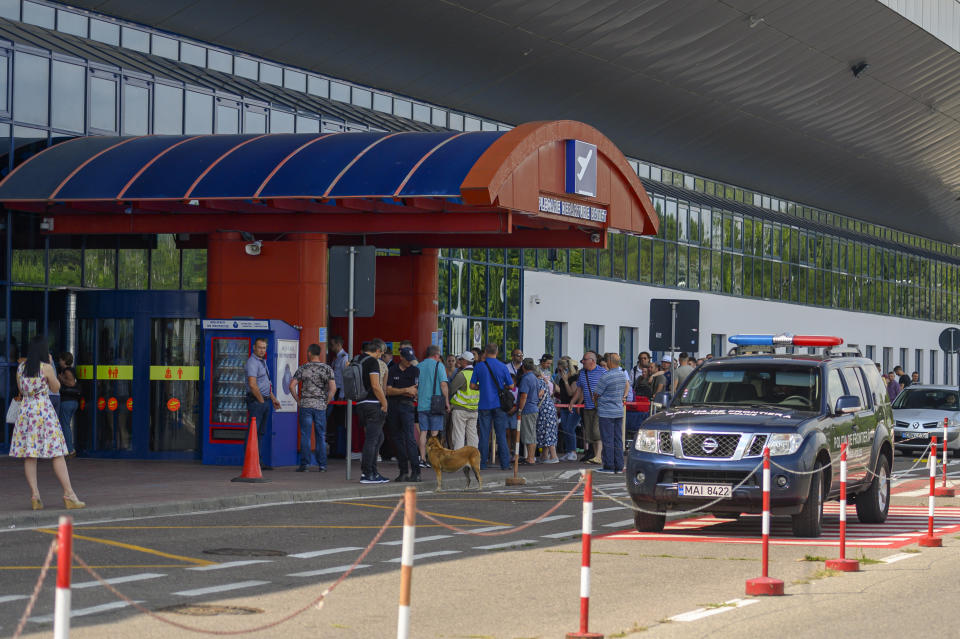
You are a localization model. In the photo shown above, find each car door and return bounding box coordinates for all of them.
[839,367,872,483]
[826,368,856,490]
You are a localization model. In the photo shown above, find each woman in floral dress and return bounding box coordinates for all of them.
[535,368,560,463]
[9,336,84,510]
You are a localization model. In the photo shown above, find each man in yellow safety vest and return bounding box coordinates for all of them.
[448,351,479,449]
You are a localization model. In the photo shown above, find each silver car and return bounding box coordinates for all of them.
[892,385,960,455]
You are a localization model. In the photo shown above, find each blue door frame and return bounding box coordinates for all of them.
[76,290,205,460]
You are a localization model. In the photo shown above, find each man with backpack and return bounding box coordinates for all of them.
[344,340,390,484]
[470,343,515,470]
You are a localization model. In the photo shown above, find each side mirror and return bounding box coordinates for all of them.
[835,395,861,415]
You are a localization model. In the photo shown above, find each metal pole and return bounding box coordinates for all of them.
[669,301,678,395]
[345,247,355,481]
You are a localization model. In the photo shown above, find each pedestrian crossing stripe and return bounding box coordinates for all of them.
[600,504,960,548]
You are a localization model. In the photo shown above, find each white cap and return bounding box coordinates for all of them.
[459,350,475,362]
[661,355,672,363]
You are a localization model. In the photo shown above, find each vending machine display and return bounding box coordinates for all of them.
[211,337,250,427]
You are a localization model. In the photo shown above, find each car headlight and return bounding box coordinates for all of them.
[767,433,803,456]
[635,429,660,453]
[950,418,960,428]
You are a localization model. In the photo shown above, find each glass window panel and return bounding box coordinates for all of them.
[153,84,183,134]
[330,82,350,102]
[489,266,504,318]
[118,249,147,289]
[234,57,258,80]
[207,49,232,73]
[269,109,294,133]
[393,99,412,118]
[295,114,319,133]
[0,55,8,113]
[181,249,206,289]
[122,83,149,135]
[449,113,464,130]
[23,1,54,28]
[48,249,81,286]
[626,236,639,281]
[121,26,149,52]
[243,108,266,133]
[151,234,180,289]
[259,63,282,85]
[372,93,391,113]
[351,87,372,109]
[12,249,44,284]
[180,42,206,66]
[469,264,487,317]
[89,76,117,131]
[56,10,87,36]
[183,91,212,134]
[0,0,18,20]
[481,121,497,131]
[215,103,239,134]
[284,69,306,92]
[599,244,611,277]
[307,75,328,97]
[51,61,85,132]
[14,52,49,126]
[464,116,480,131]
[151,35,178,60]
[412,104,430,123]
[90,19,119,45]
[431,108,447,127]
[506,268,520,317]
[584,248,597,275]
[84,248,116,288]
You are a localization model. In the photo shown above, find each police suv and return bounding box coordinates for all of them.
[625,335,894,537]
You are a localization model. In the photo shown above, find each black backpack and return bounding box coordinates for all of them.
[342,355,371,401]
[633,376,653,399]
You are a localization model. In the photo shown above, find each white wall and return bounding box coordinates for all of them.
[523,270,955,383]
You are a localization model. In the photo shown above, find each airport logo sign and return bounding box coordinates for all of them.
[566,139,597,197]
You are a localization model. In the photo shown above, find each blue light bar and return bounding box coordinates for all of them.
[729,334,843,347]
[728,334,774,346]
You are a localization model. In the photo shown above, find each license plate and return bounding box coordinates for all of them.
[899,432,929,440]
[677,483,732,498]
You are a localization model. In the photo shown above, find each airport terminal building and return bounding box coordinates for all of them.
[0,0,957,459]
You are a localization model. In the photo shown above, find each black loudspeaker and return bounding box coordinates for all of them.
[649,299,700,352]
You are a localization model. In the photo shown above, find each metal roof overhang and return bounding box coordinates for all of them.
[0,121,658,249]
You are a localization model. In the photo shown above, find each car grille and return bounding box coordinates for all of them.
[923,421,940,429]
[658,431,673,454]
[746,434,768,457]
[662,469,760,488]
[895,421,910,428]
[680,433,741,459]
[897,420,943,429]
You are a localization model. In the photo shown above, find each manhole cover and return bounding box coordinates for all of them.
[203,548,287,557]
[158,604,263,617]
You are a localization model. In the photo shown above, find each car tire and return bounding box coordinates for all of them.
[791,462,825,537]
[633,510,666,533]
[856,454,890,524]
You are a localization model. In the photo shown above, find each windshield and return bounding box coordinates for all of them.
[892,389,960,411]
[675,364,821,411]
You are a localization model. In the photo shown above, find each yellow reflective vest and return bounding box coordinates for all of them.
[449,367,479,411]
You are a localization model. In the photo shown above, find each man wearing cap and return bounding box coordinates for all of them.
[386,346,421,482]
[650,355,672,396]
[448,351,479,449]
[571,351,604,464]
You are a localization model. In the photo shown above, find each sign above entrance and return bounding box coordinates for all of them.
[150,365,200,381]
[96,365,133,380]
[203,319,269,330]
[565,139,597,197]
[538,196,607,223]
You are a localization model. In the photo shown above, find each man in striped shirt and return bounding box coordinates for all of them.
[593,353,629,474]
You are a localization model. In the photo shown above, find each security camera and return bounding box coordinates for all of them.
[244,240,262,256]
[590,232,601,243]
[531,294,542,305]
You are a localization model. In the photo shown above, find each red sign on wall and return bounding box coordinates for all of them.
[126,397,133,411]
[107,397,118,411]
[167,397,181,412]
[97,397,106,411]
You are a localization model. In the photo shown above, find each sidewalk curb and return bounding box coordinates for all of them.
[0,468,583,531]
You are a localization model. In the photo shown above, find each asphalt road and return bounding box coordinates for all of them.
[1,452,957,638]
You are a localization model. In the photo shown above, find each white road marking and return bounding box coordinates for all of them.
[541,530,583,539]
[474,540,538,550]
[289,547,361,559]
[525,515,573,523]
[172,580,269,597]
[455,526,510,534]
[288,564,370,577]
[0,595,29,604]
[881,553,920,564]
[187,560,272,571]
[385,550,461,563]
[669,598,758,622]
[30,601,141,623]
[557,470,581,479]
[592,506,627,513]
[381,534,452,546]
[896,488,933,497]
[603,519,636,528]
[73,573,166,589]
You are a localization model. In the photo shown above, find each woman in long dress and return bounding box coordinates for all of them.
[9,336,84,510]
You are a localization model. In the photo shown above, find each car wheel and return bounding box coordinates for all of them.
[791,462,825,537]
[856,454,890,524]
[633,510,666,533]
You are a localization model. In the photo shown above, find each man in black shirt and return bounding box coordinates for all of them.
[356,340,389,484]
[386,346,421,482]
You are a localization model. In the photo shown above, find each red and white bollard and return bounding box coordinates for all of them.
[919,437,943,547]
[567,470,602,639]
[54,515,73,639]
[746,448,784,595]
[397,487,416,639]
[934,418,955,497]
[826,443,859,572]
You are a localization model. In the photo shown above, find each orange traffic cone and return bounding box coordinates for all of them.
[232,417,270,483]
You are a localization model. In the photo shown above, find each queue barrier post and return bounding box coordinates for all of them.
[567,469,603,639]
[825,443,859,572]
[919,436,943,547]
[745,448,784,595]
[397,486,416,639]
[934,418,955,497]
[54,515,72,639]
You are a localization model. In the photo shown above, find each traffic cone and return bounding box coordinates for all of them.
[232,417,269,483]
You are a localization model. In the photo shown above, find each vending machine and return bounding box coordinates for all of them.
[201,319,300,466]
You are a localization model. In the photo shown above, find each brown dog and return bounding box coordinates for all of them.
[426,436,482,491]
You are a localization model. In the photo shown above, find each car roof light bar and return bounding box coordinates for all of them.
[729,334,843,347]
